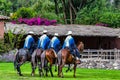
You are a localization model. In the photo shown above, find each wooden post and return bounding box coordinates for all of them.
[114,48,117,60]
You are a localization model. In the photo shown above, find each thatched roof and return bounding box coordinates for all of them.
[5,22,120,37]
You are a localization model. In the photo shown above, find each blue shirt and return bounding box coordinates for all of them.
[62,35,76,49]
[49,36,61,53]
[37,34,50,50]
[23,35,35,49]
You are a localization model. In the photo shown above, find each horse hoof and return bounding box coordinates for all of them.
[19,74,23,76]
[73,75,76,78]
[61,75,64,78]
[66,70,68,72]
[55,69,57,72]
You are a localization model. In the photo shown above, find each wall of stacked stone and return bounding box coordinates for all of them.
[0,50,120,70]
[77,59,120,70]
[0,49,17,62]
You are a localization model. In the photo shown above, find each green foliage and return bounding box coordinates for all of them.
[11,7,37,20]
[75,0,120,27]
[33,0,55,18]
[1,29,25,53]
[0,0,12,15]
[40,12,64,24]
[0,39,11,53]
[99,12,120,28]
[75,7,101,25]
[41,0,55,13]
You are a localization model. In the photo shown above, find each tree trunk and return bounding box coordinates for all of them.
[54,0,59,15]
[69,0,73,24]
[61,0,67,24]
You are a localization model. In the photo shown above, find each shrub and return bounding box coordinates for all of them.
[99,12,120,28]
[40,12,58,20]
[2,29,25,53]
[12,17,57,26]
[75,7,101,25]
[0,39,11,53]
[75,0,120,28]
[10,7,36,20]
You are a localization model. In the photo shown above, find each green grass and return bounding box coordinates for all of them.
[0,63,120,80]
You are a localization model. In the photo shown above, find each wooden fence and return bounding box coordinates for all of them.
[81,49,120,61]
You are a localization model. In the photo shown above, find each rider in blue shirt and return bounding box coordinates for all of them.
[23,31,35,54]
[49,33,61,53]
[62,31,80,58]
[37,30,50,50]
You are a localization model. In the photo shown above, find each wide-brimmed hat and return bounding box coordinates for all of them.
[43,30,47,33]
[28,31,34,34]
[54,33,58,36]
[67,31,72,35]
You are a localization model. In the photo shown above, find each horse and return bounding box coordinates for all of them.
[13,44,36,76]
[31,48,43,76]
[57,41,84,78]
[40,48,57,77]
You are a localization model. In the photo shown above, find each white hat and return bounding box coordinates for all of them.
[67,31,72,35]
[28,31,34,34]
[54,33,58,36]
[43,30,47,33]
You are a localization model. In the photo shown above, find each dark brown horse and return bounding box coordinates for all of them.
[57,41,84,78]
[14,44,37,76]
[31,48,43,76]
[14,49,33,76]
[40,48,57,77]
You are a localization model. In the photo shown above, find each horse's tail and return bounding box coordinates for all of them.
[41,51,46,68]
[57,50,62,66]
[13,50,19,70]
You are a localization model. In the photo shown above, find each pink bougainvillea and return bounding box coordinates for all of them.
[12,17,57,26]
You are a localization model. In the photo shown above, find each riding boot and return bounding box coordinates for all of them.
[73,54,76,61]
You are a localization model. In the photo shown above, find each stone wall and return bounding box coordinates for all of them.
[0,49,16,62]
[78,59,120,70]
[0,49,120,70]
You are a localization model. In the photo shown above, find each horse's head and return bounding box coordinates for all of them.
[77,41,84,53]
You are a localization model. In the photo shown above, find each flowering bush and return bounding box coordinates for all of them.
[95,23,108,27]
[12,17,57,26]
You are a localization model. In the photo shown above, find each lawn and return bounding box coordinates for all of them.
[0,62,120,80]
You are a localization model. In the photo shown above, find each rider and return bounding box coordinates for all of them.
[23,31,35,55]
[48,33,61,57]
[62,31,80,59]
[37,30,50,50]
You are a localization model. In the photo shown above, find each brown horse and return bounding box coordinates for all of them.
[57,41,84,78]
[40,48,57,77]
[31,48,43,76]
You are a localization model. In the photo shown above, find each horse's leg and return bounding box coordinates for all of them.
[59,63,64,78]
[54,58,57,72]
[73,63,77,78]
[31,60,37,76]
[44,60,49,77]
[38,62,43,76]
[15,57,25,76]
[49,61,53,77]
[17,55,27,76]
[59,58,65,78]
[16,63,24,76]
[57,50,61,76]
[31,51,37,76]
[40,51,46,77]
[66,64,70,72]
